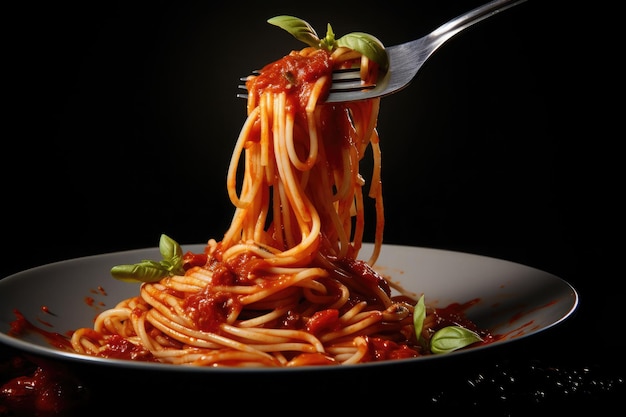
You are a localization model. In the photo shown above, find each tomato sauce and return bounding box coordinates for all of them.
[1,351,89,416]
[247,49,333,115]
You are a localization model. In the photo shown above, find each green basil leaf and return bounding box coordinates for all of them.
[336,32,389,70]
[159,234,183,262]
[161,256,184,274]
[267,16,321,49]
[266,17,388,71]
[413,294,426,342]
[110,234,185,282]
[319,23,337,52]
[110,261,170,283]
[430,325,483,354]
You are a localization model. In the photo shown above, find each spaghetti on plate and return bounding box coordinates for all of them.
[68,17,490,367]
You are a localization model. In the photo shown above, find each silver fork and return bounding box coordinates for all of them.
[238,0,528,103]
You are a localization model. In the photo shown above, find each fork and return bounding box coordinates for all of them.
[238,0,528,103]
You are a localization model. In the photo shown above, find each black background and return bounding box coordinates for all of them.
[2,0,623,413]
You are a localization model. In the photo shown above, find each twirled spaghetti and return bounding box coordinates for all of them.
[68,21,490,367]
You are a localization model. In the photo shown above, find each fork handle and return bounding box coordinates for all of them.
[430,0,528,46]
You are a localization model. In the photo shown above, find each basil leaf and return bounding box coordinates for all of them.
[110,261,170,283]
[267,16,321,49]
[159,234,183,261]
[413,294,426,342]
[319,23,336,52]
[161,256,184,274]
[266,16,389,71]
[430,325,483,354]
[110,234,185,283]
[336,32,389,70]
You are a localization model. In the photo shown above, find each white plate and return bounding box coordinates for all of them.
[0,243,578,373]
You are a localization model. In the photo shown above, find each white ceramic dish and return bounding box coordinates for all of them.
[0,243,578,372]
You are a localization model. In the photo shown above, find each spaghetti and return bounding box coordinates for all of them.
[68,19,490,367]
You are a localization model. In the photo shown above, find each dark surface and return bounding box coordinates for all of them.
[2,0,622,415]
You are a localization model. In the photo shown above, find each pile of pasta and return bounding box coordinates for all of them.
[69,44,452,367]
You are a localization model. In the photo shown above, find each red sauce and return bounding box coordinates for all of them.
[247,49,333,115]
[0,354,89,416]
[431,299,482,332]
[305,309,341,336]
[182,250,208,270]
[98,334,157,362]
[36,318,53,328]
[2,312,89,415]
[335,257,392,300]
[183,290,240,334]
[368,337,420,361]
[317,102,358,167]
[9,310,73,351]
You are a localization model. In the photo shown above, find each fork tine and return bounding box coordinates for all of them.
[237,71,259,100]
[330,82,376,92]
[330,68,360,81]
[240,70,260,82]
[237,85,248,100]
[329,68,376,91]
[241,68,359,82]
[237,67,374,100]
[330,81,376,92]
